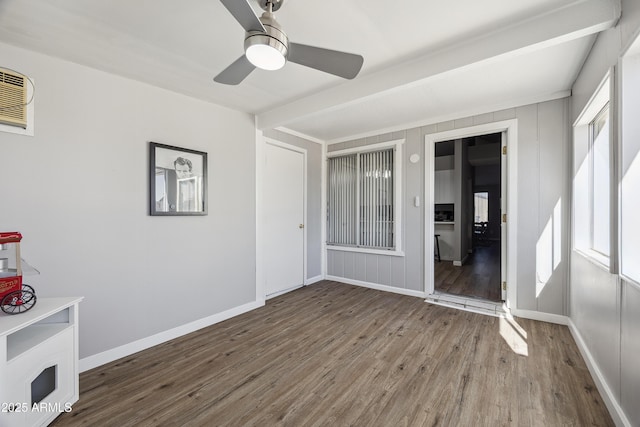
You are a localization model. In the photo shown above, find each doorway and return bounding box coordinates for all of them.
[263,140,306,298]
[432,135,502,301]
[425,121,516,308]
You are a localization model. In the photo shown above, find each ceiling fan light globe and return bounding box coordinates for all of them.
[246,44,286,70]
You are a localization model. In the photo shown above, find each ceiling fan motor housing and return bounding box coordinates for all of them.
[214,0,363,83]
[244,12,289,61]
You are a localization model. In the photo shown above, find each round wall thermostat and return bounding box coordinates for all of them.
[409,154,420,163]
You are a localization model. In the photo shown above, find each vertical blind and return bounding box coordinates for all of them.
[327,148,394,249]
[327,154,357,245]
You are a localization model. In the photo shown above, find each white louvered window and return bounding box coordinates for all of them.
[327,146,397,250]
[327,154,358,246]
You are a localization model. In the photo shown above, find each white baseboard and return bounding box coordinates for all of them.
[453,253,469,267]
[325,275,426,298]
[568,319,631,427]
[507,310,630,425]
[266,276,325,300]
[510,308,569,325]
[266,284,304,299]
[305,274,324,285]
[79,299,264,373]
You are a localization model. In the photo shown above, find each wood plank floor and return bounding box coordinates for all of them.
[435,242,502,302]
[51,281,613,426]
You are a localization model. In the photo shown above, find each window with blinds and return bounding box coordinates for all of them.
[327,148,395,249]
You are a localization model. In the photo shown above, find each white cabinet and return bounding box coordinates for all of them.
[435,169,455,204]
[0,297,82,427]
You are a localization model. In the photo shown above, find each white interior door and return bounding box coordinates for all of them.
[501,131,508,301]
[264,142,305,297]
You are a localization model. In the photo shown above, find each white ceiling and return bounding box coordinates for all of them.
[0,0,620,142]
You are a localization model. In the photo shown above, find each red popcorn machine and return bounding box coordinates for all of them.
[0,232,37,314]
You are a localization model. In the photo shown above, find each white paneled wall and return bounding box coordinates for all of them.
[568,1,640,424]
[327,99,571,313]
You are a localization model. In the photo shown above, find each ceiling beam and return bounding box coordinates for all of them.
[257,0,621,131]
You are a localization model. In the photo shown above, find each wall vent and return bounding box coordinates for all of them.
[0,69,27,129]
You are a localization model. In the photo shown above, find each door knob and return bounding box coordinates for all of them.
[299,224,304,229]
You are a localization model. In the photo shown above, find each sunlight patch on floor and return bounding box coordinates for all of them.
[499,316,528,356]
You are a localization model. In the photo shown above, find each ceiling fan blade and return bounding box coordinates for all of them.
[220,0,266,33]
[214,55,256,85]
[288,42,364,79]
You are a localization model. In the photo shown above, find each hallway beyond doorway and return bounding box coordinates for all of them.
[434,242,501,302]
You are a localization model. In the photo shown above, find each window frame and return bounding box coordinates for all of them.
[588,102,611,258]
[473,191,489,223]
[619,33,640,285]
[326,139,404,256]
[572,70,618,272]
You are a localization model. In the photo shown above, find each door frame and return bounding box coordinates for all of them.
[258,137,308,300]
[424,120,518,309]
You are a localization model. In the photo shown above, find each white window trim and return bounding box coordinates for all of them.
[326,139,404,256]
[572,69,618,273]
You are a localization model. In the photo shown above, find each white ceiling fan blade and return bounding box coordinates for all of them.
[214,55,256,85]
[288,42,364,79]
[220,0,266,33]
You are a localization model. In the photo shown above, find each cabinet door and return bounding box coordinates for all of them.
[435,169,457,204]
[5,327,75,427]
[443,171,451,203]
[436,170,455,203]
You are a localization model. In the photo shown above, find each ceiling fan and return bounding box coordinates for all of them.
[214,0,364,85]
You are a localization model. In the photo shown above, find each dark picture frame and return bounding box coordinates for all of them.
[149,142,207,216]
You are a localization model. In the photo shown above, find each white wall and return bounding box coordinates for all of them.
[0,42,258,362]
[569,0,640,424]
[618,36,640,426]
